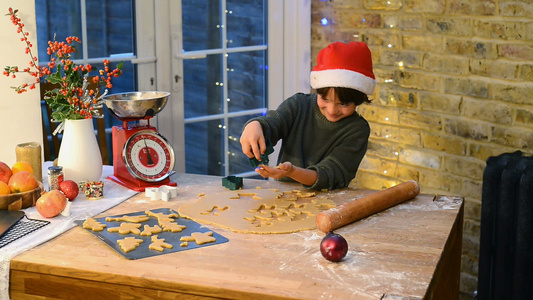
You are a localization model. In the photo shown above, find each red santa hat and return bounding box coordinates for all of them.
[310,41,376,95]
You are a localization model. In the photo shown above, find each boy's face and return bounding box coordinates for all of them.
[317,88,356,122]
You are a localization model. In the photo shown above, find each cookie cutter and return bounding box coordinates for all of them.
[145,185,178,202]
[222,175,243,191]
[249,138,274,168]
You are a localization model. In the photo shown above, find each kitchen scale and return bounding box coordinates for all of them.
[103,91,177,192]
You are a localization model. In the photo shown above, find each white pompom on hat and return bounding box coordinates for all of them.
[310,41,376,95]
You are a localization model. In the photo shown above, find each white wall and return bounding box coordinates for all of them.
[0,1,43,166]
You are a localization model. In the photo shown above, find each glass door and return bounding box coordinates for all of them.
[173,0,268,177]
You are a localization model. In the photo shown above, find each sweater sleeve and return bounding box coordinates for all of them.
[243,93,302,145]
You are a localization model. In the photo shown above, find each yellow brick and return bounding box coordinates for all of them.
[395,70,440,91]
[399,110,443,129]
[443,156,485,180]
[399,147,441,169]
[444,118,490,141]
[421,132,466,155]
[419,91,461,114]
[462,97,512,124]
[492,126,533,149]
[444,77,488,98]
[445,38,496,59]
[427,17,471,36]
[422,53,470,75]
[489,82,533,105]
[470,59,520,80]
[378,88,418,108]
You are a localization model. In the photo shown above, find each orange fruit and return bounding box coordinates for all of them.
[0,181,10,195]
[12,161,33,174]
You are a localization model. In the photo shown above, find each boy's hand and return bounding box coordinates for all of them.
[240,121,266,161]
[255,162,293,180]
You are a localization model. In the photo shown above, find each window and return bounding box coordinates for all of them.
[35,0,137,164]
[178,0,268,177]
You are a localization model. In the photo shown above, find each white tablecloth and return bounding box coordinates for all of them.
[0,162,138,300]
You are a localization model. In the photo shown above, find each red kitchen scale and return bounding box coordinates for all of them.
[103,91,177,192]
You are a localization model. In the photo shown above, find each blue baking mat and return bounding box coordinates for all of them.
[75,208,228,260]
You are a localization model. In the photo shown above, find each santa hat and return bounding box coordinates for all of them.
[310,41,376,95]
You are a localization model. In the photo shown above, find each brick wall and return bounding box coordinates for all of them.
[311,0,533,297]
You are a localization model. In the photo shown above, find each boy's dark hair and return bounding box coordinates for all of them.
[316,87,372,106]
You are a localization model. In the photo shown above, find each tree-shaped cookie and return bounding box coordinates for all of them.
[117,237,143,252]
[82,218,107,231]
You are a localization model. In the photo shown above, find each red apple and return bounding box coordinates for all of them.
[320,231,348,262]
[59,180,79,201]
[8,171,38,193]
[36,190,67,218]
[0,161,12,184]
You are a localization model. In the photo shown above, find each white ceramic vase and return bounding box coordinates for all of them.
[57,119,103,183]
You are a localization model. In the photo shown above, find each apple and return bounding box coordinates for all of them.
[59,180,79,201]
[36,190,67,218]
[8,171,39,193]
[320,231,348,262]
[0,161,12,184]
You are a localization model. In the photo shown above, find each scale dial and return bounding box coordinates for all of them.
[122,130,175,182]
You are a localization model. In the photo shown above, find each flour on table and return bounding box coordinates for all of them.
[178,188,336,234]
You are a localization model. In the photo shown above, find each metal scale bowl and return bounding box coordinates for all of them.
[103,91,177,192]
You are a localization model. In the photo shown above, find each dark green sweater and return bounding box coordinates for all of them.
[247,93,370,190]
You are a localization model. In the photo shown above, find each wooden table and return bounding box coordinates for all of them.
[9,174,463,300]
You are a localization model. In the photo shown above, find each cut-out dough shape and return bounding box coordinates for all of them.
[106,215,149,223]
[107,223,142,235]
[149,235,173,251]
[117,237,143,252]
[82,218,107,231]
[146,210,179,222]
[180,231,216,245]
[178,188,336,234]
[140,224,163,236]
[159,220,187,232]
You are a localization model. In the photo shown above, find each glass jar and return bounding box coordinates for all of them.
[48,166,64,191]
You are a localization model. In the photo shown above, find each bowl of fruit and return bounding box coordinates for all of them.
[0,161,43,211]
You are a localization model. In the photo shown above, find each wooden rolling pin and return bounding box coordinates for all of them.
[316,180,420,233]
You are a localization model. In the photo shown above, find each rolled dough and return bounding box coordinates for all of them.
[178,188,336,234]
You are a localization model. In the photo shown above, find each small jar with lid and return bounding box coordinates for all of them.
[48,166,64,191]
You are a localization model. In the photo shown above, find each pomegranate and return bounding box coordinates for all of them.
[59,180,79,201]
[36,190,67,218]
[320,231,348,262]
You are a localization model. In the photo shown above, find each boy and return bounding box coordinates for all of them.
[240,41,376,190]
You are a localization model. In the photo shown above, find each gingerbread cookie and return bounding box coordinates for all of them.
[159,220,187,233]
[146,210,179,222]
[106,215,149,223]
[180,231,216,245]
[140,224,163,236]
[117,237,143,252]
[108,222,142,235]
[148,235,173,252]
[82,218,107,231]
